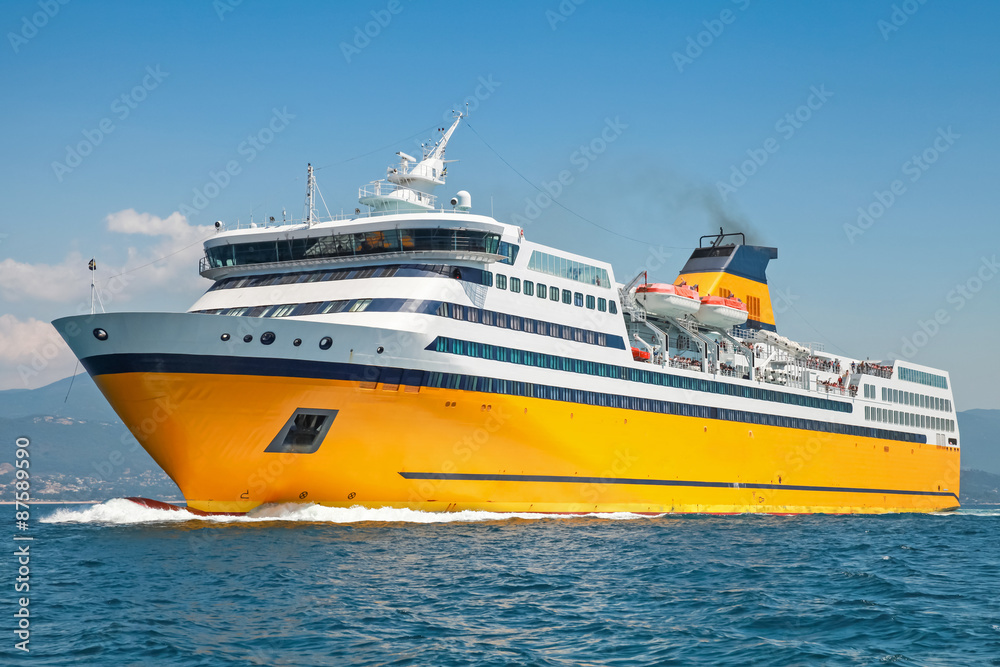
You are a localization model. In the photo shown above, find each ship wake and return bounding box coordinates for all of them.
[40,498,658,525]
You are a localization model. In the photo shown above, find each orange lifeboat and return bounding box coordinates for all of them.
[631,347,651,362]
[695,295,749,328]
[634,283,701,318]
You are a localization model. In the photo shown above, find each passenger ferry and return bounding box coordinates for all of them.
[53,115,961,514]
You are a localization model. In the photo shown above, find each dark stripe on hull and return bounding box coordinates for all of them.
[398,472,960,502]
[79,353,926,444]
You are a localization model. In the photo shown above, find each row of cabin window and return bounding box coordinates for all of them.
[865,405,955,432]
[434,303,622,349]
[492,274,618,314]
[420,369,921,443]
[431,336,852,413]
[880,386,951,412]
[208,263,486,292]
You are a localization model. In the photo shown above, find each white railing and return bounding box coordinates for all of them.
[359,180,437,208]
[214,204,472,232]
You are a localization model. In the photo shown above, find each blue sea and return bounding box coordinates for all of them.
[6,502,1000,665]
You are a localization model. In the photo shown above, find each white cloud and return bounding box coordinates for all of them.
[106,208,196,241]
[0,315,76,391]
[102,209,215,300]
[0,209,214,306]
[0,252,91,303]
[0,209,217,388]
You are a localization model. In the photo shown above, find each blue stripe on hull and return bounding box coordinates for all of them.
[398,472,960,502]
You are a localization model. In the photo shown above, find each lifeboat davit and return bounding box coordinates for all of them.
[695,295,748,328]
[634,283,701,318]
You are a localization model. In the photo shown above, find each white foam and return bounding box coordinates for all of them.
[942,508,1000,517]
[40,498,656,526]
[41,498,204,525]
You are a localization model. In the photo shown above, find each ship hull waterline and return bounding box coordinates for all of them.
[87,367,960,515]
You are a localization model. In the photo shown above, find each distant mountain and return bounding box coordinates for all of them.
[960,470,1000,506]
[957,409,1000,475]
[0,373,118,422]
[1,374,180,501]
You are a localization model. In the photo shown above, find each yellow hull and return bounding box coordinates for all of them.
[95,370,961,515]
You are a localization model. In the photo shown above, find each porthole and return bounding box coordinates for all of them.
[243,334,253,343]
[376,346,384,354]
[93,328,108,341]
[220,333,231,341]
[260,332,275,345]
[319,337,333,350]
[293,338,302,347]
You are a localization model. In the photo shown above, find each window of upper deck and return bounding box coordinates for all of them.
[523,280,534,296]
[496,274,507,290]
[204,228,518,269]
[527,250,610,288]
[510,277,521,293]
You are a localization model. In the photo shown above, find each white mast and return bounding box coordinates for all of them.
[358,113,464,213]
[305,163,317,226]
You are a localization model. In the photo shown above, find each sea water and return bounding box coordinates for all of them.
[4,501,998,665]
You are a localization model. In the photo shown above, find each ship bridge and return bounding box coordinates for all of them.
[198,112,527,281]
[200,215,521,281]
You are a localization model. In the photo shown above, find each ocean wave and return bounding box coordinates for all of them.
[39,498,659,526]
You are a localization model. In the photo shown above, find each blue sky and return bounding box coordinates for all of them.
[1,0,998,409]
